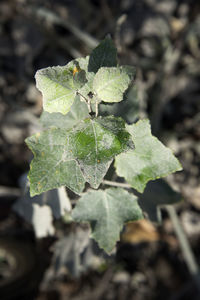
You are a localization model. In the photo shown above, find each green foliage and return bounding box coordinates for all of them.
[40,96,89,129]
[93,66,135,103]
[88,37,117,73]
[26,128,85,196]
[26,37,182,253]
[115,119,182,193]
[26,116,133,196]
[72,188,143,253]
[35,65,87,114]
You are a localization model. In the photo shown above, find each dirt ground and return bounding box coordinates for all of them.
[0,1,200,299]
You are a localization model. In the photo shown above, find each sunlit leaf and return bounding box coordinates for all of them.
[26,116,133,196]
[93,66,135,103]
[35,65,87,114]
[115,119,182,193]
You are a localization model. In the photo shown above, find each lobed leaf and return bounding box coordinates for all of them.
[115,119,182,193]
[93,66,136,103]
[35,65,87,115]
[26,116,134,196]
[72,188,143,253]
[26,129,86,196]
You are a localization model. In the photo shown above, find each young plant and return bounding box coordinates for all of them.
[26,38,182,253]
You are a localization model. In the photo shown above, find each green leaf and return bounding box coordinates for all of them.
[35,65,87,115]
[70,116,134,165]
[69,116,134,188]
[26,128,86,196]
[115,119,182,193]
[72,188,143,253]
[88,37,117,73]
[40,97,89,129]
[26,116,133,196]
[93,66,136,103]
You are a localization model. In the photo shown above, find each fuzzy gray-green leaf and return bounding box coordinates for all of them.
[26,116,133,196]
[72,188,143,253]
[93,66,135,103]
[115,119,182,193]
[26,129,86,196]
[35,65,87,115]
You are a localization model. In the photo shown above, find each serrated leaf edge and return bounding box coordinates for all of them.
[115,119,183,193]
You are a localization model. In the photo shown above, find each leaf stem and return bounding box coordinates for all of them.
[95,100,99,117]
[77,92,92,113]
[102,180,132,189]
[87,99,92,113]
[165,205,199,276]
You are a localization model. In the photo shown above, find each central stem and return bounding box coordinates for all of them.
[95,100,99,117]
[102,180,132,189]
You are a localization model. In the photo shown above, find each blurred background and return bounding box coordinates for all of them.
[0,0,200,299]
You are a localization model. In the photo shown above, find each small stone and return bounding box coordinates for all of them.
[2,125,24,144]
[113,271,130,283]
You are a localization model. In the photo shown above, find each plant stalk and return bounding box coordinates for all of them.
[102,180,132,189]
[166,205,200,287]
